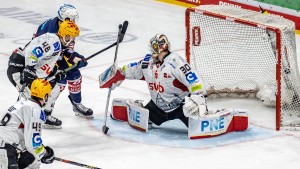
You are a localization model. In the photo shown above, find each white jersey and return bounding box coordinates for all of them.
[122,52,206,112]
[22,33,62,78]
[0,99,46,161]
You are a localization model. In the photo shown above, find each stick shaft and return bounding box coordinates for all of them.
[54,157,101,169]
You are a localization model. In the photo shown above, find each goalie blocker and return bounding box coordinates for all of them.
[112,98,248,139]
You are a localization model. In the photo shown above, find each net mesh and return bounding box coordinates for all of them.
[186,5,300,129]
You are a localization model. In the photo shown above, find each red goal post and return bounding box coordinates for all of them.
[185,5,300,130]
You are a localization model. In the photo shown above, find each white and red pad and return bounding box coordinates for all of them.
[99,65,125,89]
[188,109,248,139]
[112,98,149,132]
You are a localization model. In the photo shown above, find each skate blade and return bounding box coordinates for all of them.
[43,124,62,129]
[75,112,94,119]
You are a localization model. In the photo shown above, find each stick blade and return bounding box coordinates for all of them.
[119,21,129,43]
[102,125,109,134]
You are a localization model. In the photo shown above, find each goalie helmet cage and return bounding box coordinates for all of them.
[185,5,300,130]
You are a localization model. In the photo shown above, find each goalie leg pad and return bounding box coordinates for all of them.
[112,98,129,121]
[188,109,248,139]
[126,99,149,132]
[112,98,149,131]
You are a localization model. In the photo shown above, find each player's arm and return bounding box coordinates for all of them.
[99,55,148,89]
[21,105,45,162]
[62,49,88,69]
[171,54,207,119]
[21,105,54,165]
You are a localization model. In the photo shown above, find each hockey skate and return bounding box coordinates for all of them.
[43,110,62,129]
[68,95,94,118]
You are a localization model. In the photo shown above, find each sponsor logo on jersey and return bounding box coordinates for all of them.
[168,62,176,69]
[154,70,158,79]
[40,110,46,122]
[130,62,138,67]
[191,84,202,92]
[40,64,52,75]
[32,47,44,58]
[149,82,164,93]
[53,41,61,52]
[32,133,42,147]
[185,72,198,84]
[163,73,171,78]
[201,117,225,132]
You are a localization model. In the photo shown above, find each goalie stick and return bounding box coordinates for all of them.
[102,20,129,134]
[54,157,101,169]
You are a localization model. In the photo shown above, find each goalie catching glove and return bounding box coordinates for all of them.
[99,64,125,89]
[183,94,207,119]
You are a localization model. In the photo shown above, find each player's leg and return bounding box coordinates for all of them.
[168,104,189,127]
[66,69,93,117]
[144,100,168,126]
[7,51,30,99]
[0,144,18,169]
[43,80,64,129]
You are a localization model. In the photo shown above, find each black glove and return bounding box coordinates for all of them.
[21,66,37,85]
[41,146,55,164]
[18,151,35,169]
[55,72,67,81]
[76,60,88,69]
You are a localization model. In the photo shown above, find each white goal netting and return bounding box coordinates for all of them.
[186,5,300,130]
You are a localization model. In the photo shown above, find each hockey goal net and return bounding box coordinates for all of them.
[185,5,300,130]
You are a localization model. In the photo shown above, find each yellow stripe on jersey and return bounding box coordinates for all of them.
[63,55,73,67]
[191,84,202,92]
[35,145,45,155]
[29,55,38,61]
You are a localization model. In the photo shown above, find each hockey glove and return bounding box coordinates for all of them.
[76,59,88,69]
[41,146,54,164]
[20,66,37,85]
[182,94,207,119]
[99,66,125,89]
[18,151,35,169]
[55,71,67,81]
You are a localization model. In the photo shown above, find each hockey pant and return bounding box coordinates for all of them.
[7,67,30,100]
[144,100,189,127]
[0,143,18,169]
[44,69,83,112]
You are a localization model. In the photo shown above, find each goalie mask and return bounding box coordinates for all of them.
[149,34,170,58]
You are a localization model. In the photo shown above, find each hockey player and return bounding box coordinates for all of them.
[6,20,80,128]
[0,79,55,169]
[100,34,207,127]
[34,4,93,128]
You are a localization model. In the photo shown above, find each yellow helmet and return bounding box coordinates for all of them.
[58,21,80,37]
[30,79,52,99]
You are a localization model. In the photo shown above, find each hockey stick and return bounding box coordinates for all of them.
[54,157,101,169]
[102,20,129,134]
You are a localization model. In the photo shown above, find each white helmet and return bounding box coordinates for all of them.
[149,34,170,58]
[57,4,79,23]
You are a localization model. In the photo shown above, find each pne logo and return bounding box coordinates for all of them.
[129,108,140,123]
[201,117,225,132]
[149,82,164,93]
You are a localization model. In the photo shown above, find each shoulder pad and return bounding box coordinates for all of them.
[142,54,151,69]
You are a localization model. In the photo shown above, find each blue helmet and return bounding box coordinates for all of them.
[57,4,79,23]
